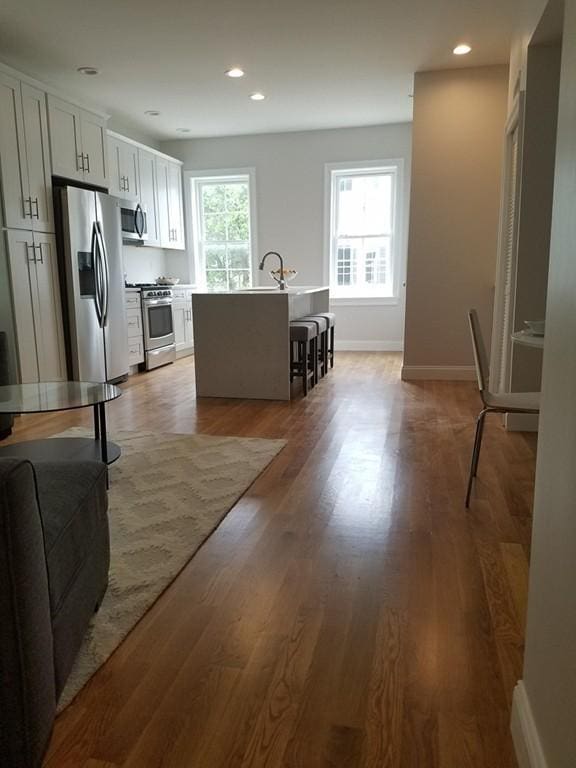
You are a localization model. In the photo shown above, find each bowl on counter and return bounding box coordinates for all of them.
[269,268,298,285]
[156,277,180,286]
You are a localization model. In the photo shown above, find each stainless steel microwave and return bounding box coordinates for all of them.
[117,198,148,243]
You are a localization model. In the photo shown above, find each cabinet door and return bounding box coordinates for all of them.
[172,301,187,352]
[6,230,39,382]
[107,136,124,197]
[184,296,194,347]
[167,161,185,250]
[47,95,83,181]
[138,149,160,245]
[0,73,30,230]
[156,158,171,248]
[81,110,108,188]
[21,83,53,233]
[33,234,67,381]
[119,140,138,200]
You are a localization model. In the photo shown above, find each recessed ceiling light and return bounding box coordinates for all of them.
[453,44,472,55]
[144,110,161,116]
[77,66,99,76]
[176,128,191,133]
[250,92,265,101]
[226,68,245,78]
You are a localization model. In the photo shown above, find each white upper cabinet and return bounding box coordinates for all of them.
[80,110,108,187]
[0,73,53,233]
[108,135,139,201]
[155,157,171,247]
[20,84,53,232]
[167,160,185,250]
[47,95,108,187]
[156,156,185,250]
[105,132,185,250]
[138,148,160,246]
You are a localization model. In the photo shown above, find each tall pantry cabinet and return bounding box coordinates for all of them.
[0,71,66,383]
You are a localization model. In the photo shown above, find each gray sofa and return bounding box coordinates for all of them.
[0,457,110,768]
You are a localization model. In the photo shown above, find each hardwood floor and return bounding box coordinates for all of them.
[7,353,536,767]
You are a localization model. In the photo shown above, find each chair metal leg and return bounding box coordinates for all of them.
[465,408,488,508]
[302,341,308,396]
[472,410,486,478]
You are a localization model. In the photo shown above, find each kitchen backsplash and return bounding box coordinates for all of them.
[122,245,167,284]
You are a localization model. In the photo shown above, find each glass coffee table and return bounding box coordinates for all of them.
[0,381,122,465]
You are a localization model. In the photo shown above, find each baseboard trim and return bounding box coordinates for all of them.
[335,340,403,352]
[511,682,548,768]
[401,365,476,381]
[505,413,539,432]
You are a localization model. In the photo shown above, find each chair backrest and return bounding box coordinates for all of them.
[468,309,490,393]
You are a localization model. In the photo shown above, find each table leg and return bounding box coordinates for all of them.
[93,404,100,440]
[99,402,108,464]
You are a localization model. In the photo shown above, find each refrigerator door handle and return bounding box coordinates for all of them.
[91,222,104,327]
[96,221,110,327]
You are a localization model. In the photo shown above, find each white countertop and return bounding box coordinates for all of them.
[194,285,329,296]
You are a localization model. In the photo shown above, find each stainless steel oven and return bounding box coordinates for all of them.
[141,288,175,370]
[117,198,148,243]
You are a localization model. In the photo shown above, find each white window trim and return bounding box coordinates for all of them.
[184,167,258,290]
[323,159,404,306]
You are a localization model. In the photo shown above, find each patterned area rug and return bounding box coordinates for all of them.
[56,429,285,711]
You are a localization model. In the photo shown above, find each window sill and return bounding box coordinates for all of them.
[329,295,400,307]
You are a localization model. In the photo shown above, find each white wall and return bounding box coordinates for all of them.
[511,3,576,767]
[122,245,166,284]
[162,123,412,350]
[402,65,509,380]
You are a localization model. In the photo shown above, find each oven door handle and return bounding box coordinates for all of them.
[143,298,173,306]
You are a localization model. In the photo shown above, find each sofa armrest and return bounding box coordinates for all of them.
[0,458,56,768]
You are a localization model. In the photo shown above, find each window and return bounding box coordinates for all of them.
[192,174,254,291]
[328,163,401,300]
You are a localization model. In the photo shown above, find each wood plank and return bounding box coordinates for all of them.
[0,352,535,768]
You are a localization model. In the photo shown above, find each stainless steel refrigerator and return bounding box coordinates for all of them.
[59,187,128,382]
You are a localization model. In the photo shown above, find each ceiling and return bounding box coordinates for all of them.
[0,0,520,141]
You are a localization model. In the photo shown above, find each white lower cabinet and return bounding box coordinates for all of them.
[6,230,66,382]
[125,291,144,367]
[172,288,194,355]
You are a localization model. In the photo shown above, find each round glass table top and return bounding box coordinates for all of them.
[0,381,122,414]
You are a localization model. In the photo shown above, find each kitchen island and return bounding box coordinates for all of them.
[192,286,329,400]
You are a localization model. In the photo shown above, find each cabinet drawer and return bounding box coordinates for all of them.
[125,292,141,308]
[172,288,186,300]
[128,339,144,365]
[126,312,142,337]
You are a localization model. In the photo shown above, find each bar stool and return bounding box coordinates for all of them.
[310,312,335,369]
[300,315,329,381]
[290,321,318,396]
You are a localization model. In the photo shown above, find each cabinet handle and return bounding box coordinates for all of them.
[77,153,85,172]
[24,197,33,218]
[125,177,129,192]
[33,198,39,219]
[84,153,90,173]
[35,244,43,264]
[26,243,36,263]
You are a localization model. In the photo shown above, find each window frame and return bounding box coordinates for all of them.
[186,168,258,291]
[324,159,404,306]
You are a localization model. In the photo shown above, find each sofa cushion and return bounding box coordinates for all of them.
[33,460,108,615]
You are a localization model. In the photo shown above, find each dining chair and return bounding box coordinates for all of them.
[465,309,540,507]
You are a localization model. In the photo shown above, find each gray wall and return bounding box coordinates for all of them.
[402,65,509,377]
[162,123,412,349]
[518,2,576,765]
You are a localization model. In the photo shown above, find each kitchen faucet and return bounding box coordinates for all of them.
[259,251,286,290]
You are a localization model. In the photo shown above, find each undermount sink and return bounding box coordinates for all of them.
[239,286,280,291]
